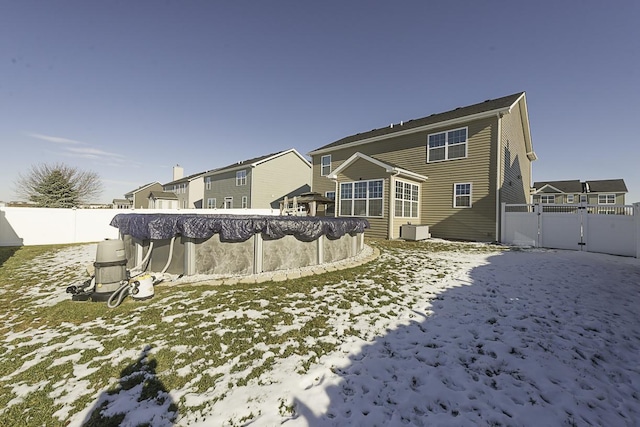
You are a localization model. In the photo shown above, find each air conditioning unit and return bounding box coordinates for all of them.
[400,224,431,241]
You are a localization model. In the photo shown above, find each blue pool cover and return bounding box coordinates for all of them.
[110,214,369,243]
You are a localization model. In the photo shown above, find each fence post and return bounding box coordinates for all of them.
[534,203,542,248]
[635,203,640,259]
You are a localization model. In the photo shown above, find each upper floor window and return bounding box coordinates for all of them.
[321,155,331,176]
[427,127,467,162]
[454,183,472,208]
[339,179,383,217]
[541,195,555,204]
[236,170,247,186]
[205,177,211,190]
[395,180,419,218]
[598,194,615,204]
[566,194,574,203]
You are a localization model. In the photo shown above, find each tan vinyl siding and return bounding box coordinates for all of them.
[312,116,499,240]
[500,102,532,205]
[204,170,251,209]
[252,151,311,209]
[336,158,389,239]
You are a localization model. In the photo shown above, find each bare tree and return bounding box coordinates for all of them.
[14,163,104,207]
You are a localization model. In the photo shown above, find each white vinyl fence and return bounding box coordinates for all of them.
[0,207,278,247]
[500,203,640,258]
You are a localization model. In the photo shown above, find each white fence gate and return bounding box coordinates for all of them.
[500,203,640,258]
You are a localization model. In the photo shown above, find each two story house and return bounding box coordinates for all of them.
[532,179,628,205]
[309,92,536,241]
[203,149,311,209]
[162,165,208,209]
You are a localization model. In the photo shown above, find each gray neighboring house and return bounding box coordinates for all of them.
[532,179,628,205]
[123,182,164,209]
[162,165,208,209]
[203,149,311,209]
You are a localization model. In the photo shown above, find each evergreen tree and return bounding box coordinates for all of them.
[15,163,103,207]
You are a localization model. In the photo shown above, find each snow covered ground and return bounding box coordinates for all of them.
[3,241,640,426]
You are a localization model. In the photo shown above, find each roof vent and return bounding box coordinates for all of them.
[390,123,393,128]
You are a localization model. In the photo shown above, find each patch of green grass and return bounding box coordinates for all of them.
[0,238,504,426]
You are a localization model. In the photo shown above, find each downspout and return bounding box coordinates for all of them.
[388,171,400,239]
[495,113,503,242]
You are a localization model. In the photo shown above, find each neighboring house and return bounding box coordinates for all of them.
[309,92,536,241]
[532,179,628,206]
[202,149,311,210]
[148,191,179,209]
[112,198,132,209]
[162,165,207,209]
[124,182,164,209]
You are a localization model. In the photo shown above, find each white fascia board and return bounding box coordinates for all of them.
[253,148,311,168]
[328,152,427,182]
[534,184,563,194]
[309,108,511,156]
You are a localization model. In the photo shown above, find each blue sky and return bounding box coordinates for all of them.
[1,0,638,204]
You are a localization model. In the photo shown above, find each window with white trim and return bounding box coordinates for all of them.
[339,179,383,217]
[395,180,419,218]
[321,155,331,176]
[205,177,211,190]
[540,195,555,204]
[566,194,574,203]
[242,196,248,208]
[427,127,467,162]
[182,200,187,209]
[598,194,615,204]
[325,191,335,216]
[580,194,588,203]
[207,198,216,209]
[236,170,247,186]
[454,183,472,208]
[224,197,233,209]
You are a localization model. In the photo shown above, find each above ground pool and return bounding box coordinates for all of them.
[109,213,370,276]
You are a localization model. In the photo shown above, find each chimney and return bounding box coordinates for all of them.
[173,164,184,181]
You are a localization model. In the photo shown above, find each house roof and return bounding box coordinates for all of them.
[533,180,583,193]
[204,148,310,177]
[149,191,178,200]
[328,152,428,182]
[309,92,527,154]
[164,171,208,186]
[533,179,628,194]
[585,179,627,193]
[124,181,161,197]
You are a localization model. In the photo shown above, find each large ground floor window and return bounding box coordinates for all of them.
[340,179,383,217]
[395,180,419,218]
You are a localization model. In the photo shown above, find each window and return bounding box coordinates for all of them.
[325,191,335,216]
[224,197,233,209]
[236,170,247,186]
[540,195,555,204]
[321,155,331,176]
[580,194,588,203]
[598,194,615,204]
[427,127,467,162]
[207,198,216,209]
[182,200,187,209]
[395,180,419,218]
[566,194,574,203]
[242,196,248,208]
[205,177,211,190]
[454,183,472,208]
[339,179,383,217]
